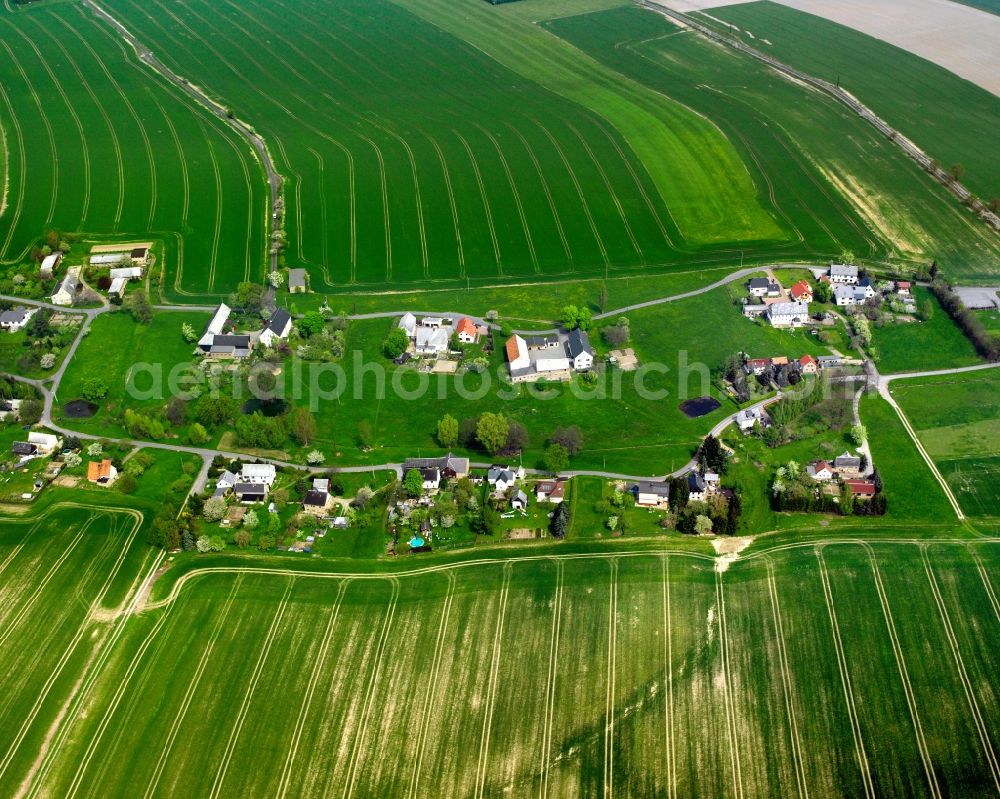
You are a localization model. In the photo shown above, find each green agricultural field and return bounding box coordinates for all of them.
[94,0,796,294]
[0,4,268,300]
[0,503,159,791]
[950,0,1000,13]
[7,538,1000,798]
[548,5,1000,282]
[889,370,1000,519]
[708,2,1000,203]
[872,287,981,373]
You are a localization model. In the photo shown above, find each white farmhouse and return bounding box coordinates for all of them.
[0,306,34,332]
[260,309,292,348]
[828,264,859,284]
[767,301,809,329]
[50,267,81,306]
[566,329,594,371]
[398,312,417,339]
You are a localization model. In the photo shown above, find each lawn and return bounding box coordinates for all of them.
[872,286,981,373]
[10,539,1000,798]
[549,5,1000,282]
[0,3,268,300]
[708,1,1000,203]
[56,309,209,437]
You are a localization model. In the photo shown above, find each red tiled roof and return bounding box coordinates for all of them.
[896,281,911,289]
[505,336,522,363]
[87,459,114,482]
[790,280,812,299]
[845,480,875,496]
[800,354,816,366]
[456,316,476,336]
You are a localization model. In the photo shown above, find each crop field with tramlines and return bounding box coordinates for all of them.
[0,503,159,793]
[0,2,267,300]
[9,536,1000,799]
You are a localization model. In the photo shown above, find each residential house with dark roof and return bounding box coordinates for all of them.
[260,309,292,348]
[0,306,34,332]
[535,480,565,504]
[631,480,670,508]
[566,329,594,371]
[288,268,308,293]
[687,472,708,503]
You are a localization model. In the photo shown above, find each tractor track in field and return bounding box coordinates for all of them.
[474,564,512,799]
[815,547,874,799]
[208,580,294,799]
[920,548,1000,792]
[715,567,744,799]
[341,578,399,799]
[766,559,808,799]
[407,572,455,799]
[142,576,243,799]
[662,555,677,799]
[277,579,348,799]
[538,561,564,799]
[861,543,941,799]
[603,559,620,799]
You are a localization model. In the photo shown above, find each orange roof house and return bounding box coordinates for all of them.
[789,280,813,302]
[87,458,118,486]
[456,316,478,343]
[799,353,818,374]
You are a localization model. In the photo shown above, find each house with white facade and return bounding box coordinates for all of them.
[566,329,594,371]
[260,309,292,348]
[0,306,34,332]
[767,301,810,328]
[28,431,61,455]
[828,264,859,284]
[50,268,81,306]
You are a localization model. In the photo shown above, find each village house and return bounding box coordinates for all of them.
[398,312,417,339]
[12,441,38,459]
[817,355,842,369]
[771,355,789,367]
[415,326,450,356]
[535,479,565,504]
[303,478,334,515]
[417,467,441,494]
[735,406,766,433]
[833,451,862,478]
[745,358,771,375]
[844,480,876,501]
[87,458,118,486]
[566,329,595,371]
[742,303,768,319]
[260,309,292,348]
[767,301,810,329]
[834,284,873,307]
[39,251,62,279]
[28,431,61,455]
[895,281,912,296]
[455,316,481,344]
[747,277,770,297]
[0,306,34,332]
[789,280,813,303]
[631,480,670,508]
[687,472,708,503]
[198,303,252,358]
[828,264,859,284]
[129,246,150,266]
[403,453,469,479]
[0,398,22,421]
[50,267,81,307]
[807,460,835,481]
[799,354,818,375]
[487,465,521,495]
[288,268,308,293]
[232,463,277,503]
[511,489,528,511]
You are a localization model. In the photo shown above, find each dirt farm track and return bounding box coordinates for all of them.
[652,0,1000,96]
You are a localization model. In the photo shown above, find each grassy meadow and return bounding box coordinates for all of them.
[0,3,268,300]
[890,370,1000,519]
[6,537,1000,798]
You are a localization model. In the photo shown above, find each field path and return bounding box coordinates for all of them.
[715,568,744,799]
[662,555,677,799]
[603,559,620,799]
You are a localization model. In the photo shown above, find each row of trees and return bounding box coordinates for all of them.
[930,280,1000,361]
[435,412,583,468]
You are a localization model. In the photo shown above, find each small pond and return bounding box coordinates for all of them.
[241,398,289,417]
[679,396,721,419]
[63,399,98,418]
